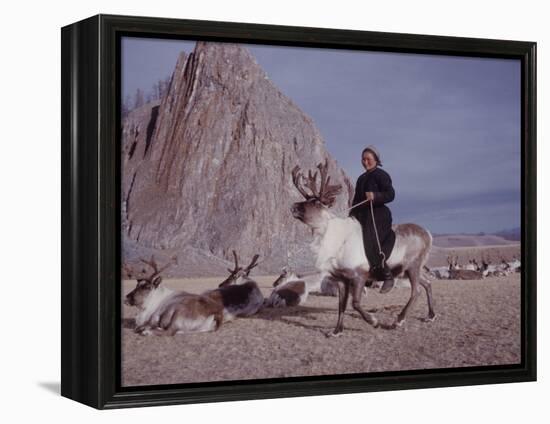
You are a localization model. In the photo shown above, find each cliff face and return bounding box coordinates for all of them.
[122,42,352,275]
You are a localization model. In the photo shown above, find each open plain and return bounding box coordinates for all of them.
[122,265,521,387]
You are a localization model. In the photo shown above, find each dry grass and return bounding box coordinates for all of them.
[121,272,521,387]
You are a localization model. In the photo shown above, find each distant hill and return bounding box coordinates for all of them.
[493,227,521,241]
[432,227,521,248]
[432,233,519,248]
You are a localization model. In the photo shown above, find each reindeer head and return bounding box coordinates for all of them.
[219,251,260,287]
[290,160,342,228]
[272,267,289,287]
[124,256,175,308]
[501,257,511,270]
[447,255,460,271]
[446,255,452,271]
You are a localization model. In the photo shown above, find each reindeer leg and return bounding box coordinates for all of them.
[151,327,169,336]
[418,276,436,322]
[214,312,224,330]
[395,269,421,327]
[329,281,349,337]
[161,326,179,336]
[350,278,379,328]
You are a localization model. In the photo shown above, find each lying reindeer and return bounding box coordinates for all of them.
[124,257,224,336]
[266,268,339,307]
[266,269,308,307]
[203,251,264,320]
[447,255,483,280]
[273,268,339,294]
[125,253,264,336]
[291,160,435,335]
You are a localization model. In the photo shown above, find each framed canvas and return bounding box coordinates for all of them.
[61,14,536,409]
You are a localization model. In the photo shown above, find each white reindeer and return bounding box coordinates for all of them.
[465,259,477,271]
[479,253,519,277]
[508,255,521,272]
[427,265,450,280]
[480,254,497,277]
[493,255,521,276]
[290,161,435,335]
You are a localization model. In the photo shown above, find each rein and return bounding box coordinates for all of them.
[368,199,386,267]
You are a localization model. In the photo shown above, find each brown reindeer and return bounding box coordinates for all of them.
[125,256,224,336]
[203,251,265,320]
[446,254,483,280]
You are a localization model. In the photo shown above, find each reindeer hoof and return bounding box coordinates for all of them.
[422,315,436,323]
[326,330,343,338]
[393,319,405,329]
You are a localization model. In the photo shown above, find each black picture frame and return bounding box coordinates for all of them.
[61,14,536,409]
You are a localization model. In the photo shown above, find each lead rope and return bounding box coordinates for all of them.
[369,199,386,268]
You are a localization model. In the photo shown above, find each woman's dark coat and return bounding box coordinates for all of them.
[349,167,396,269]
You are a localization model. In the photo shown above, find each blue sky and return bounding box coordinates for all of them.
[122,37,521,234]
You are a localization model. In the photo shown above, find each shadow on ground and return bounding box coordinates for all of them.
[37,382,60,395]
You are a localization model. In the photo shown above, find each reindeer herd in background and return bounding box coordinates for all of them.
[123,160,521,337]
[425,253,521,281]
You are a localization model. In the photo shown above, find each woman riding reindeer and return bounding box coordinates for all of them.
[349,146,396,293]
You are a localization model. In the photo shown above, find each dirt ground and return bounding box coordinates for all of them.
[121,272,521,387]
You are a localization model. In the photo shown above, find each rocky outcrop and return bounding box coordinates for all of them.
[122,42,353,275]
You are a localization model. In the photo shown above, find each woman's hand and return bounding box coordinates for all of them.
[365,192,374,201]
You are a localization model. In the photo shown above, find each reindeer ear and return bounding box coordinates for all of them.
[152,276,162,288]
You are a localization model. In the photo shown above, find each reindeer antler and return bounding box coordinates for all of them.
[220,252,260,287]
[140,255,159,274]
[304,169,320,197]
[292,166,314,200]
[317,160,342,207]
[291,160,342,207]
[244,254,260,276]
[139,255,176,281]
[122,263,135,279]
[227,250,242,274]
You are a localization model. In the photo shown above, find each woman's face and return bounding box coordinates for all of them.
[362,151,378,171]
